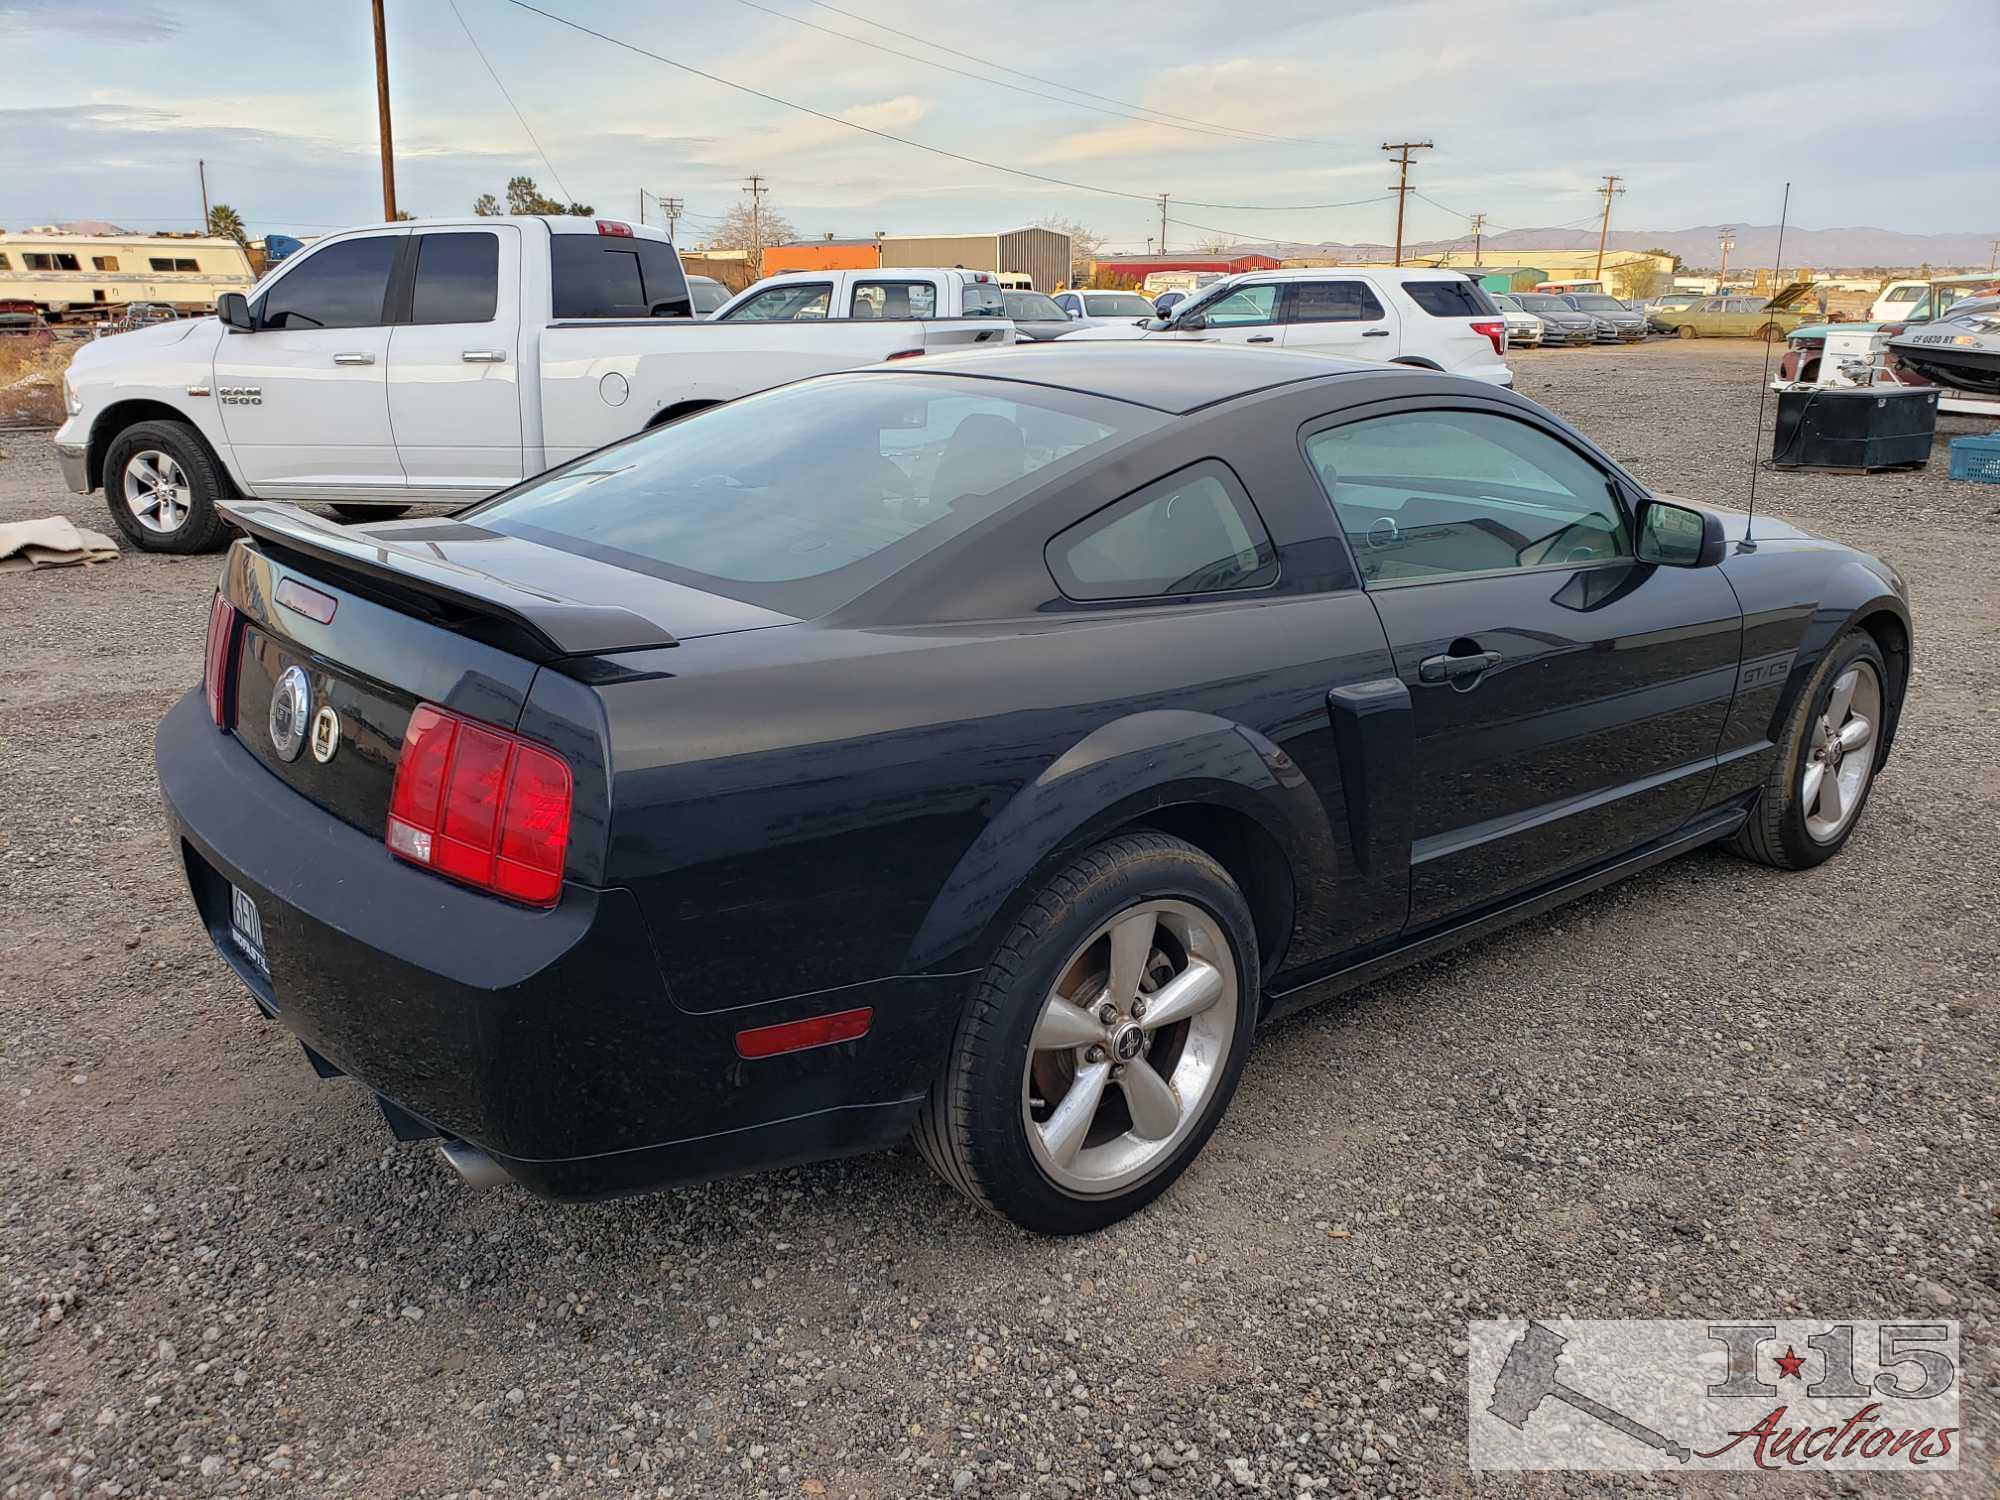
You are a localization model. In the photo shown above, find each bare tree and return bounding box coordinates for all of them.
[1035,214,1103,285]
[1192,231,1236,255]
[707,199,799,260]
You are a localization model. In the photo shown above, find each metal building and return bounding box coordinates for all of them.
[878,228,1072,292]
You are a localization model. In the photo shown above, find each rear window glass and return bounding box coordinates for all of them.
[1005,291,1067,321]
[1084,293,1155,317]
[473,375,1144,616]
[410,232,498,324]
[1401,279,1496,317]
[963,281,1006,317]
[550,234,690,319]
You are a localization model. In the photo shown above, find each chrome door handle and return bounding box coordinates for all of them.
[332,352,375,365]
[461,350,507,363]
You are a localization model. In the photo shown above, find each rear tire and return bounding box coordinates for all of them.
[915,832,1259,1235]
[103,420,232,553]
[331,504,412,523]
[1755,322,1782,342]
[1730,630,1891,870]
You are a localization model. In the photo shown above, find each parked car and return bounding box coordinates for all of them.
[53,218,1016,552]
[1003,289,1076,341]
[1643,291,1705,330]
[1057,267,1511,385]
[1490,293,1544,348]
[1050,289,1158,328]
[685,275,730,316]
[1650,283,1813,341]
[714,266,1009,323]
[0,297,46,336]
[1511,293,1598,346]
[1561,293,1648,342]
[1151,289,1193,318]
[161,343,1913,1232]
[1868,280,1930,324]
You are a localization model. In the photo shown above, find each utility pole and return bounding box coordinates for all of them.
[198,160,210,233]
[659,195,683,242]
[370,0,398,221]
[1592,174,1625,279]
[1381,140,1433,267]
[1468,211,1487,265]
[1990,238,1998,272]
[638,191,645,226]
[1717,226,1736,287]
[743,175,767,276]
[1157,193,1169,255]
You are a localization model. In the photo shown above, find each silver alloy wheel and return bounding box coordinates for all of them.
[1802,661,1881,844]
[1021,898,1238,1197]
[122,449,192,534]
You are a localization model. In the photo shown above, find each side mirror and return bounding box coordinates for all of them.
[216,292,254,332]
[1177,312,1206,332]
[1636,498,1726,567]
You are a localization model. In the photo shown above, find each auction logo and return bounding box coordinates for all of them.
[1469,1319,1959,1472]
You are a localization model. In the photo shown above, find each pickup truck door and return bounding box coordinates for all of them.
[385,226,525,498]
[213,230,407,497]
[1279,279,1397,358]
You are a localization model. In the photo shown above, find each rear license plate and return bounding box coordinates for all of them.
[230,884,268,974]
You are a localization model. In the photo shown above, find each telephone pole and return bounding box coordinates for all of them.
[1990,238,1998,272]
[743,175,767,276]
[198,160,210,233]
[1157,193,1169,255]
[659,195,683,242]
[1592,174,1625,279]
[1468,211,1487,264]
[1717,226,1736,287]
[1381,140,1433,267]
[370,0,398,221]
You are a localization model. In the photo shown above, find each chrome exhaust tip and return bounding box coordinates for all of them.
[437,1137,511,1190]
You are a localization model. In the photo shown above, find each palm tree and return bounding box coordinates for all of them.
[206,204,247,249]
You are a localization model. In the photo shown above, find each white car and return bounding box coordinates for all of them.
[1049,288,1158,329]
[1057,267,1512,386]
[1868,280,1929,325]
[1490,293,1545,348]
[53,218,1015,551]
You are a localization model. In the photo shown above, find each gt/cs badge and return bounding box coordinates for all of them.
[269,665,310,762]
[310,705,340,764]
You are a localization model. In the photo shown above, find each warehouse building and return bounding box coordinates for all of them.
[759,227,1074,292]
[1088,252,1283,288]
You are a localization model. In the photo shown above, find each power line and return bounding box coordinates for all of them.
[722,0,1285,145]
[450,0,578,206]
[503,1,1395,213]
[798,0,1334,147]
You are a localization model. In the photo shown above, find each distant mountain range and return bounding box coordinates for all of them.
[1179,224,1998,271]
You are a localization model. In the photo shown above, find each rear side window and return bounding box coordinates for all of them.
[721,282,832,321]
[962,281,1006,317]
[852,280,937,319]
[1289,281,1386,323]
[257,236,398,330]
[1049,461,1277,602]
[410,232,498,324]
[550,234,690,319]
[1401,279,1496,317]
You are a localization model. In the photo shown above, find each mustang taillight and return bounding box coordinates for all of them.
[1471,319,1506,357]
[203,591,239,728]
[386,704,574,907]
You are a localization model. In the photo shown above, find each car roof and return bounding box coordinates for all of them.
[869,342,1412,415]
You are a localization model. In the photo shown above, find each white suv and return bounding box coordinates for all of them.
[1057,267,1512,385]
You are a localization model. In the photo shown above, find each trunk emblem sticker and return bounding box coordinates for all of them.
[310,706,340,764]
[269,666,310,763]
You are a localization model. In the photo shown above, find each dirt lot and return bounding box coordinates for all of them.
[2,341,1996,1498]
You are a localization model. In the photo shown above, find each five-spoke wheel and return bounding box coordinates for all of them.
[122,449,193,535]
[1801,661,1880,844]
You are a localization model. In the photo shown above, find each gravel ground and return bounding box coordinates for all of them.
[2,341,1995,1499]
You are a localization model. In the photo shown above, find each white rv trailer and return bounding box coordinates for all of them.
[0,229,253,320]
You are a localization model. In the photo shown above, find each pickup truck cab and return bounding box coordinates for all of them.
[713,267,1009,323]
[54,217,1014,552]
[1056,267,1512,386]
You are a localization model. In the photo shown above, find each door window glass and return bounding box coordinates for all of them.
[1049,461,1277,601]
[720,282,832,321]
[962,281,1006,317]
[1196,284,1280,326]
[1304,410,1629,584]
[549,235,690,318]
[852,281,938,319]
[256,236,398,330]
[410,232,499,324]
[1289,281,1385,323]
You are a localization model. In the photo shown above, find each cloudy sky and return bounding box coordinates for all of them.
[3,0,1994,252]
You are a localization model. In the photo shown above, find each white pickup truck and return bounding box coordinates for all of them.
[53,216,1015,551]
[711,267,1009,323]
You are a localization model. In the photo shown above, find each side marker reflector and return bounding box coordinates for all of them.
[734,1007,874,1060]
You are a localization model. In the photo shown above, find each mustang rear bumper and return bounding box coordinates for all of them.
[154,689,945,1198]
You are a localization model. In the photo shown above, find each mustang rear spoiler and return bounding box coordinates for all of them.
[221,501,677,659]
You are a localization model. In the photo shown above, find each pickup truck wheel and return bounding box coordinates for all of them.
[104,421,232,554]
[1677,324,1699,339]
[914,832,1259,1235]
[331,504,412,523]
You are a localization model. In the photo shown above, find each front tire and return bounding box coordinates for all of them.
[1677,324,1699,339]
[915,832,1259,1235]
[1731,630,1891,869]
[103,420,232,553]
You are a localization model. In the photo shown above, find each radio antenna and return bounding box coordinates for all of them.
[1743,181,1791,548]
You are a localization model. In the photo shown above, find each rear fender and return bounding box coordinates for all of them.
[902,709,1336,982]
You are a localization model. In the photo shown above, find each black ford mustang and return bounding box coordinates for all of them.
[158,345,1911,1234]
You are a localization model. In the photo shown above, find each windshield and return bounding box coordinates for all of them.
[1005,291,1067,321]
[1571,295,1623,311]
[1517,295,1568,313]
[471,374,1147,616]
[1084,293,1156,317]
